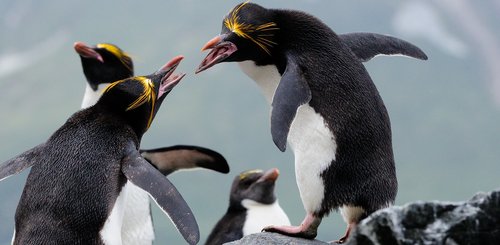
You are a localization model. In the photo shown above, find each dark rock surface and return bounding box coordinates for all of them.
[226,190,500,245]
[347,189,500,245]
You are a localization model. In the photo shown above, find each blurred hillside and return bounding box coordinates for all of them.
[0,0,499,244]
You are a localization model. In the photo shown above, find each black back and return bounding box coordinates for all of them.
[14,108,134,244]
[205,210,245,245]
[205,169,277,245]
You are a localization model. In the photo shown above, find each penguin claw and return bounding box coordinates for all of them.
[330,222,355,244]
[332,237,347,244]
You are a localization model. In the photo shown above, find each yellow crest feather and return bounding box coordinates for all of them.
[96,43,133,71]
[239,169,263,180]
[224,1,278,55]
[103,76,157,130]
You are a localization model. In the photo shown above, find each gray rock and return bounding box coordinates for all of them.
[347,189,500,245]
[224,232,329,245]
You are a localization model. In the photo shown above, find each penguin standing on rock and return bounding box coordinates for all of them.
[74,42,229,245]
[205,168,290,245]
[197,2,427,243]
[0,57,200,244]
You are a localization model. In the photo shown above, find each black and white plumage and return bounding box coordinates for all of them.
[197,2,426,243]
[74,42,134,108]
[74,42,229,245]
[0,57,202,244]
[206,168,290,245]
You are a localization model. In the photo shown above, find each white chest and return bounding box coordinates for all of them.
[237,61,337,213]
[241,199,291,236]
[120,182,155,245]
[289,105,337,213]
[81,83,110,108]
[100,183,128,245]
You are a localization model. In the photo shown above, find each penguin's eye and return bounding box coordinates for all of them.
[241,174,263,189]
[240,177,258,188]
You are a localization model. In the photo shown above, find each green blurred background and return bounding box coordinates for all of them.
[1,0,499,244]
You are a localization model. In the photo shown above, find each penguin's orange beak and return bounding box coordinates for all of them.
[196,35,237,74]
[200,36,222,52]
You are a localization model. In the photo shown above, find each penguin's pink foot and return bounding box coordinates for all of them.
[263,224,317,239]
[262,213,321,239]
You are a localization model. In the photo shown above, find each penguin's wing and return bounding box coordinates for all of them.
[122,144,199,245]
[270,55,312,152]
[0,143,45,182]
[339,32,428,62]
[140,145,229,176]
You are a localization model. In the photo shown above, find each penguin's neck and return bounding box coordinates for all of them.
[238,61,281,104]
[81,83,110,109]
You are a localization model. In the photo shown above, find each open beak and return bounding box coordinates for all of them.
[74,42,104,63]
[156,55,186,98]
[195,35,237,74]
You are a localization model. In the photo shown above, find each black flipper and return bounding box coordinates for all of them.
[0,143,45,182]
[121,144,199,245]
[271,55,312,152]
[140,145,229,176]
[339,32,428,62]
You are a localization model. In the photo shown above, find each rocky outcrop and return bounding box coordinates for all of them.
[227,190,500,245]
[347,189,500,245]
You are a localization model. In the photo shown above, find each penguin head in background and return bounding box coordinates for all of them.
[74,42,134,90]
[230,168,280,208]
[97,56,185,136]
[196,2,277,73]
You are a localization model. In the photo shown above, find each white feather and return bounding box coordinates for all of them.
[340,205,365,224]
[120,183,155,245]
[11,230,15,245]
[237,61,337,213]
[238,61,280,104]
[289,105,336,213]
[241,199,291,235]
[100,183,127,245]
[81,83,110,109]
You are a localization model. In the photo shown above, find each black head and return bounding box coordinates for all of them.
[74,42,134,90]
[97,56,185,137]
[196,2,278,73]
[229,168,280,209]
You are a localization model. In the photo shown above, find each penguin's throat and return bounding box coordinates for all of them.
[158,73,185,99]
[238,61,281,104]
